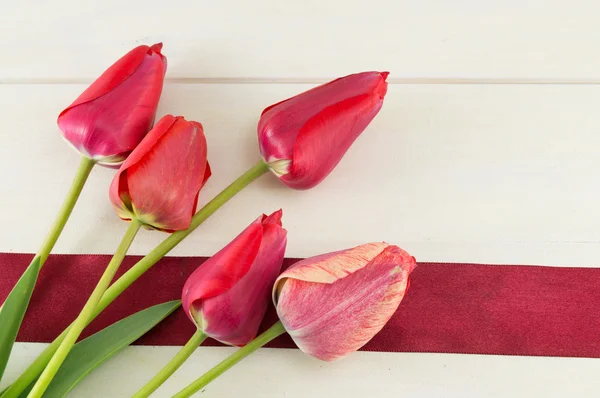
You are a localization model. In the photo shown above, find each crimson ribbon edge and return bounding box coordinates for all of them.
[1,253,599,358]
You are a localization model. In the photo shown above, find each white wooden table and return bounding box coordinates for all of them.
[2,1,600,396]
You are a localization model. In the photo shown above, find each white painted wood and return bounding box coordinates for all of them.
[2,1,600,81]
[3,2,600,396]
[3,343,600,397]
[1,83,600,266]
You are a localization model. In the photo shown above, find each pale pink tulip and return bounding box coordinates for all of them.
[273,243,416,361]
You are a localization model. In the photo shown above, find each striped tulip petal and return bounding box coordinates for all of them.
[274,243,416,361]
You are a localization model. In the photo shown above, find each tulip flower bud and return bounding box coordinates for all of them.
[273,242,416,361]
[109,115,211,232]
[58,43,167,167]
[258,71,388,189]
[182,210,287,346]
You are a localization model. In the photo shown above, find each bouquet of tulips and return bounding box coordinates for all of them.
[0,44,416,397]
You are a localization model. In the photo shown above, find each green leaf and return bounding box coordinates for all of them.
[39,300,181,398]
[0,256,42,383]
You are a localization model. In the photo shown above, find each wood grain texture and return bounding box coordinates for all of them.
[1,83,599,265]
[2,2,600,396]
[2,0,600,81]
[3,344,600,397]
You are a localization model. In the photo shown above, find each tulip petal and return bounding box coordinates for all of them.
[181,218,265,324]
[62,44,164,111]
[108,115,211,231]
[284,92,384,189]
[203,162,212,186]
[258,72,387,172]
[182,211,287,346]
[126,119,209,231]
[58,44,166,163]
[262,208,283,225]
[260,71,387,119]
[108,115,177,220]
[189,161,213,221]
[202,221,287,346]
[274,242,388,289]
[276,245,416,361]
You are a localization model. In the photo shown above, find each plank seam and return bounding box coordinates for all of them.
[4,78,600,85]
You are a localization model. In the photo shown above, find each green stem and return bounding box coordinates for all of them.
[133,330,207,398]
[173,322,287,398]
[27,219,142,398]
[38,157,96,264]
[1,161,269,398]
[0,157,93,384]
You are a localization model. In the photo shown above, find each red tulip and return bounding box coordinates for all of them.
[58,43,167,167]
[109,115,211,232]
[257,71,388,189]
[273,242,416,361]
[182,210,287,346]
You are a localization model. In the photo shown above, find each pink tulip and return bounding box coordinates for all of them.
[109,115,211,232]
[273,242,416,361]
[182,210,287,346]
[257,71,388,189]
[58,43,167,167]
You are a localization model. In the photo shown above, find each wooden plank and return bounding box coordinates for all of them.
[1,1,600,81]
[3,344,600,397]
[1,83,600,265]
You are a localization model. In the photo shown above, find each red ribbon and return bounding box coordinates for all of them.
[2,253,599,357]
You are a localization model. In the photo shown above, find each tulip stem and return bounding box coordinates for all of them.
[132,329,207,398]
[173,321,287,398]
[2,161,269,398]
[27,219,142,398]
[0,156,94,310]
[38,156,96,264]
[0,156,93,383]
